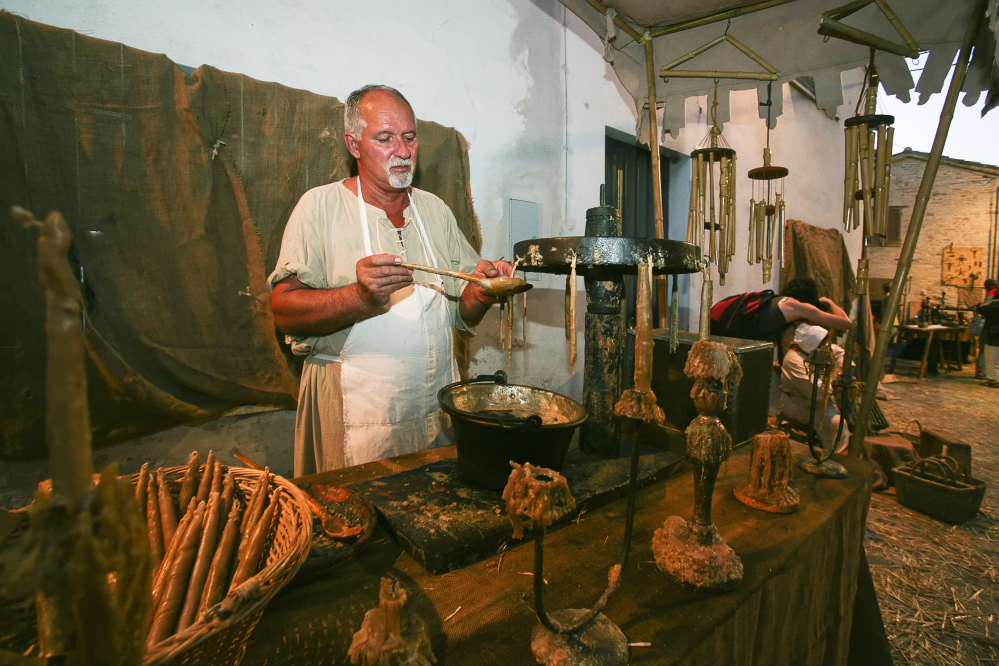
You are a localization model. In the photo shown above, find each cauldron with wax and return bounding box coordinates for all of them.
[438,371,587,491]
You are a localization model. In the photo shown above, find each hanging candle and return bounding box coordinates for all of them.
[747,147,788,283]
[686,81,737,285]
[842,59,894,242]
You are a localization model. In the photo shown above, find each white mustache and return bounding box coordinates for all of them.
[388,156,414,170]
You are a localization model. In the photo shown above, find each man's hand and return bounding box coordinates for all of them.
[468,259,515,305]
[459,259,515,324]
[356,254,413,308]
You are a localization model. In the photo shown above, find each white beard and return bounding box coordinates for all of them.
[387,156,414,189]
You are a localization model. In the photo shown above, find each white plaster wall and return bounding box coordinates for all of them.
[662,76,866,327]
[0,0,640,400]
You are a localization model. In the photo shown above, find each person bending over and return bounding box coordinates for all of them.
[711,277,851,353]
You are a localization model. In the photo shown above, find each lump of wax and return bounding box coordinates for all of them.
[348,578,436,666]
[501,462,576,540]
[684,339,742,385]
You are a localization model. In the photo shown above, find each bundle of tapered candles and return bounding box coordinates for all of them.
[137,451,277,648]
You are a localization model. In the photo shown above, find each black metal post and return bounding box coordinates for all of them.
[581,206,625,458]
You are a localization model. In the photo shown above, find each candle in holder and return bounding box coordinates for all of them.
[614,258,664,425]
[698,265,712,341]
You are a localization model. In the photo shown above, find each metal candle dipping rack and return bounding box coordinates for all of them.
[513,203,700,459]
[514,201,700,665]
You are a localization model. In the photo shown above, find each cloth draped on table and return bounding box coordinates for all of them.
[0,13,481,458]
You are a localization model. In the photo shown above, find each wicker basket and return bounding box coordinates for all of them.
[142,466,312,666]
[895,456,987,524]
[0,466,312,666]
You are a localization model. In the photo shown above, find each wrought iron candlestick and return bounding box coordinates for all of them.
[652,272,744,592]
[524,428,641,666]
[519,258,667,666]
[796,344,850,479]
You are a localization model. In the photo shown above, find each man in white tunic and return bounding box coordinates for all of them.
[269,85,511,475]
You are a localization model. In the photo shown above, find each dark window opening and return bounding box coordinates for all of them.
[887,207,903,245]
[604,133,670,324]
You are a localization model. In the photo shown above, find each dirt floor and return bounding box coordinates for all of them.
[869,357,999,665]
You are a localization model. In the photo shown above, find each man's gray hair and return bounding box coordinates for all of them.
[343,84,415,136]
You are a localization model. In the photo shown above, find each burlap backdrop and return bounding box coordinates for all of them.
[0,12,481,459]
[781,219,857,309]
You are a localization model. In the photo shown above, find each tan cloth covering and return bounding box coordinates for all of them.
[268,181,480,475]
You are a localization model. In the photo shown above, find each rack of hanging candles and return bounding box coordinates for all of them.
[686,80,737,285]
[746,82,788,284]
[842,50,894,242]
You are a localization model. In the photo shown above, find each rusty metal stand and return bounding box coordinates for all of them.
[581,205,626,459]
[652,377,743,592]
[529,420,644,666]
[797,347,849,479]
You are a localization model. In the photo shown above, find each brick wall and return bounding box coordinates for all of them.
[867,152,999,313]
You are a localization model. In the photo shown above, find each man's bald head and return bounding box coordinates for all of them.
[344,85,415,136]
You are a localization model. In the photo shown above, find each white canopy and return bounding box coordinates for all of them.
[560,0,998,138]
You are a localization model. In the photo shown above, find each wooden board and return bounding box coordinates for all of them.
[353,447,684,574]
[941,246,985,287]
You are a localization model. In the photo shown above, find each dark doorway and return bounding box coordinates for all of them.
[605,131,671,324]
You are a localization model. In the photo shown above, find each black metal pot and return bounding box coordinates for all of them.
[438,371,588,492]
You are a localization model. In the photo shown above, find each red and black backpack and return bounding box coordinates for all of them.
[709,290,777,339]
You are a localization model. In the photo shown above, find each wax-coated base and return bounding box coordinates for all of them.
[734,484,800,514]
[531,609,628,666]
[652,516,743,592]
[797,457,849,479]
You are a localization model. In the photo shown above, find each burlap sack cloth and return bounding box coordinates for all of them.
[0,12,480,459]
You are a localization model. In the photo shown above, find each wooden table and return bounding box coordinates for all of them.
[889,325,968,379]
[245,444,874,666]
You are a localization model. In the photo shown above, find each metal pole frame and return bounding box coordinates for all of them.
[645,37,670,327]
[848,0,987,457]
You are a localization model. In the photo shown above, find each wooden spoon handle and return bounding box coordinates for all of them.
[398,261,484,286]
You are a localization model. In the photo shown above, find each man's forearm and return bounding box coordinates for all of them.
[271,283,378,337]
[458,284,495,327]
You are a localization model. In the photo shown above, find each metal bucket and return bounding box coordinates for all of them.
[437,372,588,491]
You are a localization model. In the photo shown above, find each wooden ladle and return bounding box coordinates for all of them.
[399,262,533,297]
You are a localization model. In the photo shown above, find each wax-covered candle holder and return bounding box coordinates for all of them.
[503,455,633,666]
[653,340,744,592]
[797,345,849,479]
[735,429,800,513]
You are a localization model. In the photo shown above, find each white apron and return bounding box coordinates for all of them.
[333,179,457,467]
